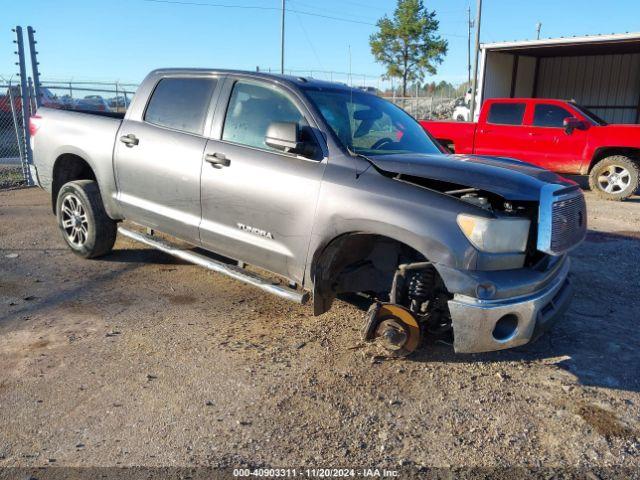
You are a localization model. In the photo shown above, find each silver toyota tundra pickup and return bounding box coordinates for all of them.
[30,69,587,355]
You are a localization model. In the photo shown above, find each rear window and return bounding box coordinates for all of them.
[487,103,525,125]
[533,104,572,127]
[144,77,217,135]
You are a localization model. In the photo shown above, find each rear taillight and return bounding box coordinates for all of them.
[29,114,42,136]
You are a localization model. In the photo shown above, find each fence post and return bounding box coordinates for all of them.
[27,26,42,108]
[15,26,33,185]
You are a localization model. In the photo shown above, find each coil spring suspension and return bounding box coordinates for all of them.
[407,268,436,314]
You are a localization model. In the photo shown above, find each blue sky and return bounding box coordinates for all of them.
[2,0,639,86]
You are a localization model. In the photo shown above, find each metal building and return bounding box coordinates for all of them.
[477,32,640,124]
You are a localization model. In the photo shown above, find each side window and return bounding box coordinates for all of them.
[487,103,526,126]
[533,104,572,128]
[222,81,307,152]
[144,77,217,135]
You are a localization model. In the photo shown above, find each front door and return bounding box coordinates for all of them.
[199,78,326,282]
[114,76,219,243]
[524,102,588,173]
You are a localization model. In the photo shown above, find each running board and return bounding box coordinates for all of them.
[117,226,310,305]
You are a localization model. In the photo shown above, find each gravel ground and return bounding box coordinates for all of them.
[0,165,25,190]
[0,187,639,478]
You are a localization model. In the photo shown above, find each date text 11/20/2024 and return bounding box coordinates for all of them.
[233,468,400,477]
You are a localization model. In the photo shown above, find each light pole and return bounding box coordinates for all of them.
[469,0,482,121]
[281,0,285,74]
[467,6,474,86]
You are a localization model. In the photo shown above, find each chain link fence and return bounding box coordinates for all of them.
[0,79,138,187]
[0,72,465,187]
[0,82,29,188]
[257,67,466,120]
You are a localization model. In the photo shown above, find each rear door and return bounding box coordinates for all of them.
[199,77,326,282]
[473,101,534,162]
[524,102,587,173]
[114,74,220,243]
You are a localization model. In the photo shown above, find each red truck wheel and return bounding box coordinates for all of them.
[588,155,640,201]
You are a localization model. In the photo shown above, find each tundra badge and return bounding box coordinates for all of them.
[237,223,274,239]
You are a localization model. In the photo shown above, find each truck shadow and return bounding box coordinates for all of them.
[343,229,640,393]
[416,229,640,393]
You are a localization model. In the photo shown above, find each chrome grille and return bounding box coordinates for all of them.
[550,194,587,252]
[537,185,587,255]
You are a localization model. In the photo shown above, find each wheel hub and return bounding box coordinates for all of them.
[376,319,408,351]
[60,194,89,247]
[362,303,422,356]
[598,165,631,193]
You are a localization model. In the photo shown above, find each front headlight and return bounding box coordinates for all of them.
[457,214,530,253]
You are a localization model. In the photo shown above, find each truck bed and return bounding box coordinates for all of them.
[420,120,477,154]
[70,109,125,120]
[31,107,124,210]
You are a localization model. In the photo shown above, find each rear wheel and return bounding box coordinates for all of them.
[56,180,117,258]
[588,155,640,201]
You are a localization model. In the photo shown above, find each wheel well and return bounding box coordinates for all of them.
[589,147,640,173]
[311,233,426,315]
[51,154,96,214]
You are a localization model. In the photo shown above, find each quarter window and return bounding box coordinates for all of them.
[222,81,307,152]
[533,104,572,127]
[487,103,526,125]
[144,77,217,135]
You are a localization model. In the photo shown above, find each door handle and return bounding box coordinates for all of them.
[120,134,139,147]
[205,152,231,168]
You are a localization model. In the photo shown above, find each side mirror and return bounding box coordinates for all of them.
[563,117,583,134]
[265,122,304,153]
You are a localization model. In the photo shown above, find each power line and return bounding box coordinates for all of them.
[142,0,467,37]
[142,0,375,25]
[289,0,325,71]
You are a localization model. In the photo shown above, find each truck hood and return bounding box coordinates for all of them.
[368,153,574,202]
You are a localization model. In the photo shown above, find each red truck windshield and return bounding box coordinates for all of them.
[571,103,608,126]
[305,88,442,157]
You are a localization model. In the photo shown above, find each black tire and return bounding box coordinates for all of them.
[588,155,640,201]
[56,180,117,258]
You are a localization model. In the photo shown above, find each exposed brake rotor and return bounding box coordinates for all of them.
[362,303,422,356]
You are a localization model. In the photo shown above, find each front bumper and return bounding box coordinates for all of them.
[448,256,572,353]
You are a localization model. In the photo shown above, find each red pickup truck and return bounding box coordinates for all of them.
[421,98,640,200]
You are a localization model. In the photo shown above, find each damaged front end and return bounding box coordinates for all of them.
[356,154,585,354]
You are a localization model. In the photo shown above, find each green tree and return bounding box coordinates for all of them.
[370,0,448,97]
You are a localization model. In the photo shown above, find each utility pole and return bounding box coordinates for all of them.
[469,0,482,122]
[280,0,285,74]
[467,6,474,86]
[536,22,542,40]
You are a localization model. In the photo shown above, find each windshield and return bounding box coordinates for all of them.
[304,88,442,157]
[571,103,608,126]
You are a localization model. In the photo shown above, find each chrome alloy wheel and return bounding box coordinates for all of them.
[597,165,631,194]
[60,193,89,247]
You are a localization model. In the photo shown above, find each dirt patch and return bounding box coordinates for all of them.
[29,339,50,350]
[577,404,637,440]
[168,294,197,305]
[1,188,639,470]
